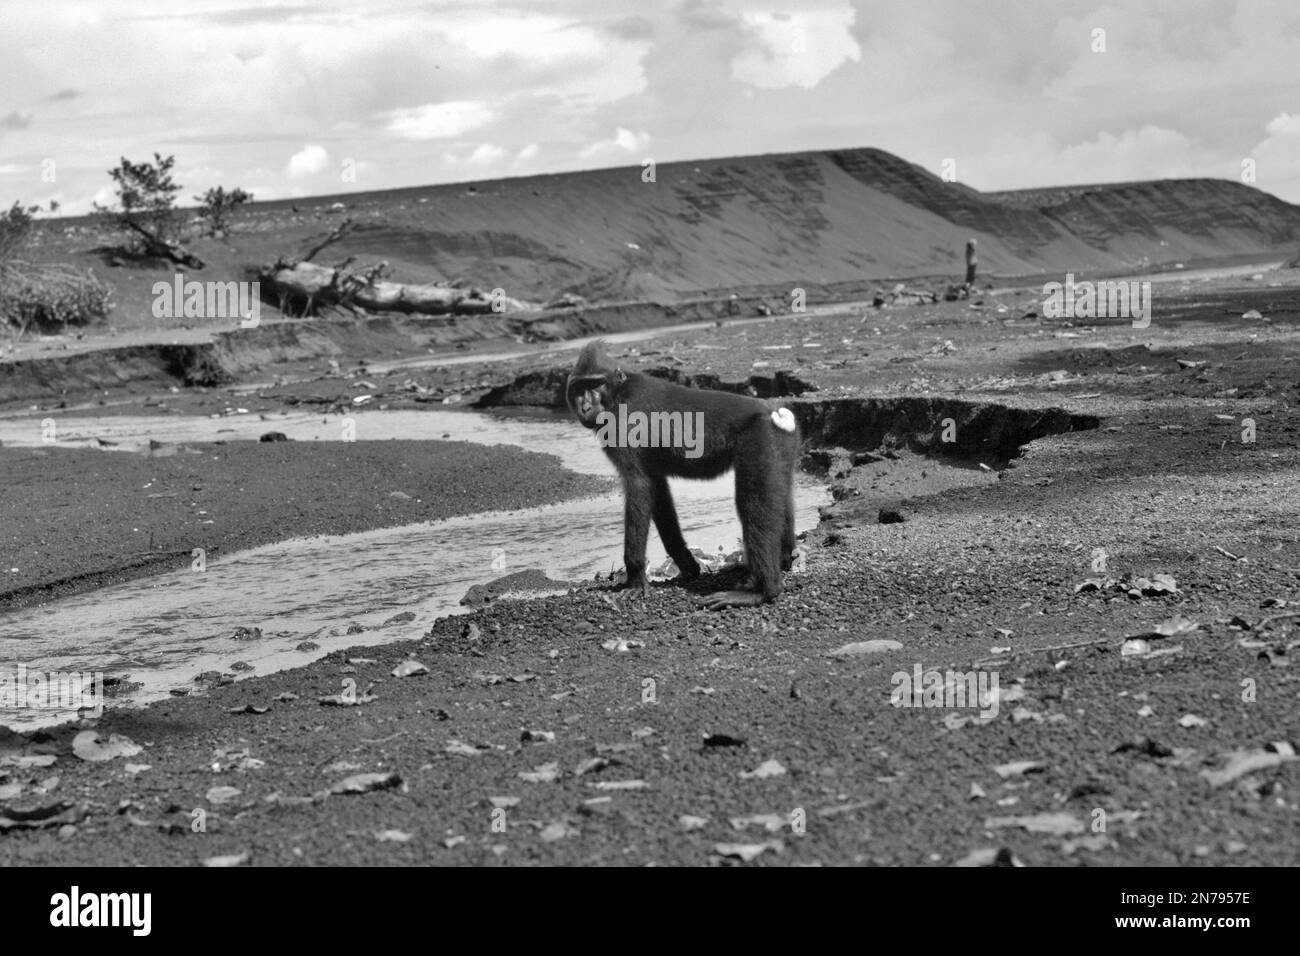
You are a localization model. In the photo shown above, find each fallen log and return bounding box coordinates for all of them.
[258,258,536,317]
[123,219,205,269]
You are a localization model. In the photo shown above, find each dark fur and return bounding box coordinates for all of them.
[566,341,800,603]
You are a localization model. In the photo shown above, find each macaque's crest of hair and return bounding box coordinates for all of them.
[572,340,611,381]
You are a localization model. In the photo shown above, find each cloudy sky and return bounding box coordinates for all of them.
[1,0,1298,215]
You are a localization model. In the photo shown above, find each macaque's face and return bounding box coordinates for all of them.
[566,376,608,428]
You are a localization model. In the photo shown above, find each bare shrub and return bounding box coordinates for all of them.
[0,201,111,335]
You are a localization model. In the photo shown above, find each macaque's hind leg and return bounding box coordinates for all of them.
[780,489,796,572]
[651,476,701,581]
[737,542,756,590]
[699,442,785,609]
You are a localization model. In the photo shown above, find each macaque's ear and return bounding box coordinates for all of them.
[614,368,627,386]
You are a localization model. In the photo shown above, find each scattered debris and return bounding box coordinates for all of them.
[1201,744,1297,788]
[713,840,783,862]
[71,731,142,762]
[827,640,903,657]
[729,813,787,833]
[952,847,1023,867]
[0,801,86,832]
[228,704,270,715]
[540,821,578,842]
[985,812,1084,835]
[1062,834,1114,855]
[390,660,428,678]
[993,760,1045,779]
[318,687,378,706]
[601,638,645,652]
[330,772,403,795]
[519,763,561,783]
[444,740,489,757]
[739,759,787,780]
[1112,737,1174,759]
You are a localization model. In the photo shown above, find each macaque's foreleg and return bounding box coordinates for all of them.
[620,471,653,596]
[651,476,701,580]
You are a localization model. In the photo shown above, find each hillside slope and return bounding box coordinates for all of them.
[21,147,1300,329]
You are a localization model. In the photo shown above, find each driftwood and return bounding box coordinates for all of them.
[259,258,535,317]
[123,219,205,269]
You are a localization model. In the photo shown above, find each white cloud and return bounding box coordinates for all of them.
[1051,126,1197,183]
[90,184,117,210]
[382,101,495,141]
[1264,112,1300,137]
[437,14,649,104]
[468,143,507,165]
[960,126,1201,193]
[580,128,651,158]
[730,4,861,90]
[1248,112,1300,194]
[287,144,330,178]
[516,143,540,162]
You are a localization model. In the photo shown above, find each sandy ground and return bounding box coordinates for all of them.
[1,271,1298,867]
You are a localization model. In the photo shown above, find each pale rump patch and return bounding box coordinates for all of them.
[770,408,796,433]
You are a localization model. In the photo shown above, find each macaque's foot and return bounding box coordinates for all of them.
[615,574,651,599]
[697,589,766,610]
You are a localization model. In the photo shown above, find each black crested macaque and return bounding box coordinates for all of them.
[566,341,800,610]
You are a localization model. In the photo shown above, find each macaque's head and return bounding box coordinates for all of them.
[566,341,625,429]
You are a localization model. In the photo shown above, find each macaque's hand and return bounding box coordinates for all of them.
[676,556,703,581]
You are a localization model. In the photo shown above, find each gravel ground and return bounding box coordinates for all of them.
[1,274,1298,867]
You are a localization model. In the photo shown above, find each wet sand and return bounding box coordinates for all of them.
[0,439,609,612]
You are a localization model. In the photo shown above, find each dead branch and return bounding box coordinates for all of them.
[302,218,355,263]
